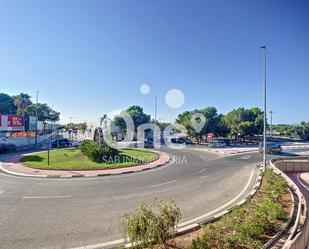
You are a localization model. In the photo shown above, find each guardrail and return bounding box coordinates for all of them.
[270,157,309,249]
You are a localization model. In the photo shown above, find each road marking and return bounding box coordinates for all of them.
[198,168,207,174]
[0,190,4,194]
[71,167,257,249]
[22,196,71,199]
[178,167,255,227]
[148,180,177,188]
[199,175,209,179]
[239,155,251,160]
[71,239,125,249]
[296,151,309,155]
[296,174,309,191]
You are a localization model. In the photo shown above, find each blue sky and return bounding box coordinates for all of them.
[0,0,308,124]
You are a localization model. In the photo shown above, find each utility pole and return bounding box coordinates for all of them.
[154,96,158,124]
[270,111,273,138]
[34,90,39,146]
[260,46,267,170]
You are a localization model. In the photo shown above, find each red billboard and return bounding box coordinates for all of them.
[7,115,25,131]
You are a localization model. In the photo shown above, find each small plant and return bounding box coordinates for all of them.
[189,168,289,249]
[122,198,182,248]
[263,168,287,201]
[79,139,119,163]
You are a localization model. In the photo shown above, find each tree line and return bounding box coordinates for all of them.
[101,105,309,141]
[0,92,60,122]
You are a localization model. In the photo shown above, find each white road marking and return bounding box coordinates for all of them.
[71,239,125,249]
[72,167,257,249]
[22,196,71,199]
[296,151,309,155]
[239,155,251,160]
[297,173,309,191]
[198,168,207,174]
[148,180,177,188]
[0,190,4,194]
[178,167,256,227]
[199,175,209,179]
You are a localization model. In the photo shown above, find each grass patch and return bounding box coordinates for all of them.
[20,148,158,170]
[188,168,290,249]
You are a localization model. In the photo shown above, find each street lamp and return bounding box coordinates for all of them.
[260,46,267,170]
[35,90,39,146]
[270,111,273,138]
[154,96,158,124]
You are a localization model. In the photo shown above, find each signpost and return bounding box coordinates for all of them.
[207,133,213,142]
[44,140,52,165]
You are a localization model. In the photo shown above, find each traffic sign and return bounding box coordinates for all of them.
[207,133,213,140]
[44,139,52,165]
[44,140,52,150]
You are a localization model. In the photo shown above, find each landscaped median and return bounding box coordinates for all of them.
[0,147,170,177]
[119,168,294,249]
[20,148,158,170]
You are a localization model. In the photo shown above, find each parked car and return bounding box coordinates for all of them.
[144,138,154,148]
[208,140,227,148]
[259,142,282,154]
[218,139,231,146]
[171,137,193,145]
[51,138,71,148]
[0,143,17,153]
[72,140,82,148]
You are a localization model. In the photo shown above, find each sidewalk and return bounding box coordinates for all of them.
[0,151,170,178]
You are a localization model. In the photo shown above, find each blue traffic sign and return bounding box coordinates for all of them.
[44,140,52,149]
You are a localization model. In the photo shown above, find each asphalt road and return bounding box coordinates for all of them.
[0,146,308,249]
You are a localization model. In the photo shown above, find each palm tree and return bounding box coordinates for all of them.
[100,114,107,127]
[13,93,32,116]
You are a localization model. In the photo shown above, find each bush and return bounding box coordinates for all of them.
[79,140,97,157]
[122,199,182,248]
[263,168,288,201]
[189,169,288,249]
[79,140,119,163]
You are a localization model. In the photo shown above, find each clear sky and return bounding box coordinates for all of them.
[0,0,308,124]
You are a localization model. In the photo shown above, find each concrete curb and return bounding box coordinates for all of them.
[70,163,263,249]
[269,158,309,249]
[262,186,296,249]
[0,151,172,179]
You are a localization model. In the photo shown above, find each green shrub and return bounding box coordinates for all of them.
[189,169,288,249]
[122,199,182,248]
[263,168,287,201]
[79,140,119,163]
[79,140,97,157]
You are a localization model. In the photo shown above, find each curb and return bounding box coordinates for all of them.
[0,152,173,179]
[70,163,263,249]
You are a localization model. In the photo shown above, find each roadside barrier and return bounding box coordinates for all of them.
[270,157,309,249]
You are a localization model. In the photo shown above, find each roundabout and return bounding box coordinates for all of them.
[20,148,159,170]
[0,146,307,249]
[0,148,170,178]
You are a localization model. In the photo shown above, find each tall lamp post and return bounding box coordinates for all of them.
[270,111,273,138]
[260,46,267,170]
[34,90,39,146]
[154,96,158,124]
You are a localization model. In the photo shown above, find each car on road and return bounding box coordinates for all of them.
[259,142,282,154]
[208,140,227,148]
[171,137,193,145]
[51,138,71,148]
